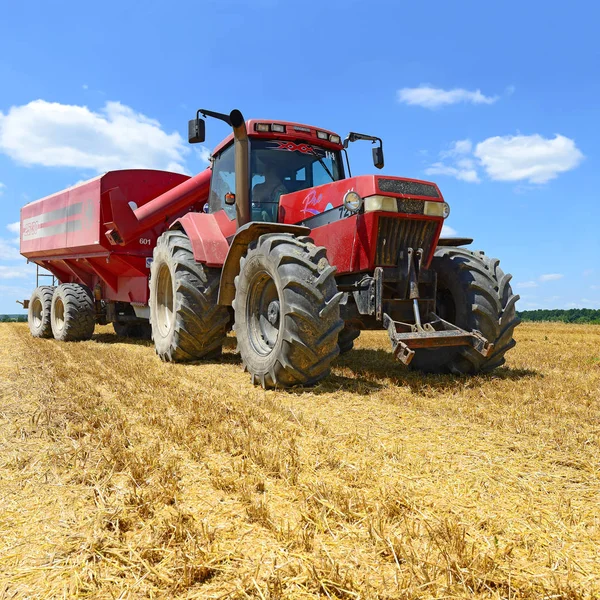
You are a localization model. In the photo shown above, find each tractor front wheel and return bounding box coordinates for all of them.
[410,247,520,374]
[233,233,343,388]
[149,230,230,361]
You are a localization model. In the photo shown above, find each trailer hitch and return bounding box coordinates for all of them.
[383,313,493,366]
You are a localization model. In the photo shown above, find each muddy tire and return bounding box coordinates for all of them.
[149,230,230,361]
[410,247,520,374]
[51,283,96,341]
[28,286,55,338]
[113,321,152,340]
[233,233,343,388]
[338,325,360,354]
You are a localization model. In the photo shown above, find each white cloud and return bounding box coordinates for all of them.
[0,100,189,173]
[428,139,479,182]
[583,269,594,277]
[539,273,564,282]
[397,85,498,109]
[0,182,5,196]
[0,264,30,279]
[441,224,457,236]
[0,239,21,260]
[516,281,539,289]
[515,274,565,288]
[425,161,480,183]
[426,133,583,185]
[195,146,212,165]
[441,139,473,157]
[580,298,600,308]
[6,222,19,234]
[474,134,583,184]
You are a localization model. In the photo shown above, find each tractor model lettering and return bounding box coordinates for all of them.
[19,108,520,388]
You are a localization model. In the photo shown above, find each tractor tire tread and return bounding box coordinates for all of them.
[235,233,342,388]
[410,247,520,374]
[150,230,229,362]
[51,283,96,341]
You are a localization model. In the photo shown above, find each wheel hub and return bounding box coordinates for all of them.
[31,298,43,328]
[247,271,281,355]
[155,264,174,337]
[267,300,280,326]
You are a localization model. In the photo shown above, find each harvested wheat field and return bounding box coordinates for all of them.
[0,322,599,599]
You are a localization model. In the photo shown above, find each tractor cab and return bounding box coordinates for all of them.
[205,120,347,223]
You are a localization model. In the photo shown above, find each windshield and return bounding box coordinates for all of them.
[207,139,345,222]
[250,139,344,222]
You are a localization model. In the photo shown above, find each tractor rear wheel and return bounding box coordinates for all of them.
[410,247,520,374]
[338,324,360,354]
[233,233,343,388]
[28,286,54,338]
[149,230,230,361]
[113,321,152,340]
[51,283,96,341]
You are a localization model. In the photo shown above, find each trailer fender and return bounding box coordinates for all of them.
[218,222,310,306]
[170,211,235,267]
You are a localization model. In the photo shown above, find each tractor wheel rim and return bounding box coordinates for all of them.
[54,298,65,331]
[156,264,174,337]
[247,270,281,356]
[31,298,43,328]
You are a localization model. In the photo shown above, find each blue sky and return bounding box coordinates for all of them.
[0,0,598,314]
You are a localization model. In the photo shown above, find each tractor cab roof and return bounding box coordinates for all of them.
[211,119,344,158]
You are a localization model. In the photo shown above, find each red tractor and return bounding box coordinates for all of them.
[20,108,520,387]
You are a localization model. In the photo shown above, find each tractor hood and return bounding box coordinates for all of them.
[279,175,445,225]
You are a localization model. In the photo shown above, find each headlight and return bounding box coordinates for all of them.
[364,195,398,212]
[423,201,450,218]
[343,191,363,213]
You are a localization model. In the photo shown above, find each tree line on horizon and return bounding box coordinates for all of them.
[517,308,600,324]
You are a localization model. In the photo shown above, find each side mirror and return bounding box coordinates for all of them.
[188,117,206,144]
[372,146,384,169]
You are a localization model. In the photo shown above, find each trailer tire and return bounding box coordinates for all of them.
[150,230,230,361]
[51,283,96,341]
[233,233,343,388]
[410,247,520,374]
[338,325,360,354]
[28,286,55,338]
[113,321,152,340]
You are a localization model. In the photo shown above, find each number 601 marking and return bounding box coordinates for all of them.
[139,238,152,245]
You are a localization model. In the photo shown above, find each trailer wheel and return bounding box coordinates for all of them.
[113,321,152,340]
[233,233,343,388]
[51,283,96,341]
[410,247,520,374]
[338,325,360,354]
[150,230,230,361]
[28,286,55,338]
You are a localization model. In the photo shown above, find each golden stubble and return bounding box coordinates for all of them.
[0,322,598,599]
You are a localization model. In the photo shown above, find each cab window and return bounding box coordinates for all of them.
[208,144,236,220]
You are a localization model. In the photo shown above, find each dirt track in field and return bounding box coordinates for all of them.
[0,322,599,599]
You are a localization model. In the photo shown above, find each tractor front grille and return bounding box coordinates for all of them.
[375,217,438,266]
[378,178,440,198]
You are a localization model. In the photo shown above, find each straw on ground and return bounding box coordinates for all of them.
[0,322,598,598]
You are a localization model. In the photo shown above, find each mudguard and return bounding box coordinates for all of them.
[170,211,236,267]
[218,221,310,305]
